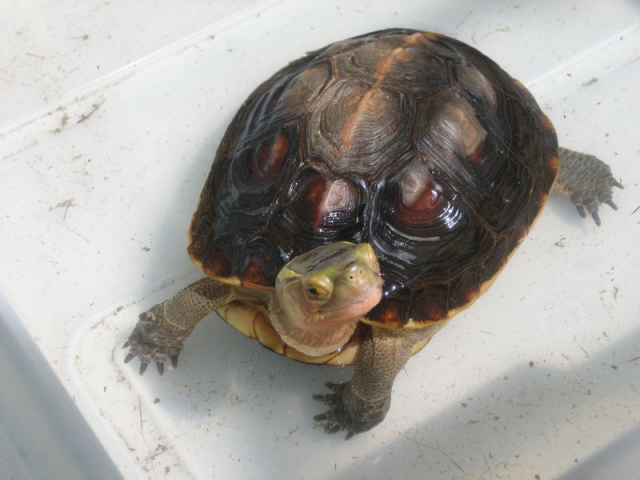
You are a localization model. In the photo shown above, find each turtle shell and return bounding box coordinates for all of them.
[188,28,558,330]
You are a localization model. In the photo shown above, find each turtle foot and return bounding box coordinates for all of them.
[312,381,388,440]
[123,303,189,375]
[557,148,623,226]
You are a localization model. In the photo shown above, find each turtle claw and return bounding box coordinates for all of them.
[313,381,351,438]
[312,410,340,431]
[313,410,354,439]
[313,381,379,440]
[313,380,391,439]
[587,206,601,227]
[577,184,620,227]
[312,412,329,422]
[557,148,622,226]
[122,301,189,375]
[573,190,615,227]
[325,381,342,392]
[312,382,341,402]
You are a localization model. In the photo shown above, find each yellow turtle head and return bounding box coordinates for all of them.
[271,242,383,357]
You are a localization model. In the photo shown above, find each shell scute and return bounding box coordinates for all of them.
[190,28,559,328]
[271,168,367,249]
[307,79,413,177]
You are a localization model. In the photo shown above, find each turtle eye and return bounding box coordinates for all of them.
[304,278,330,300]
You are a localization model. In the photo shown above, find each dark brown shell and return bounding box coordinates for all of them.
[188,29,558,328]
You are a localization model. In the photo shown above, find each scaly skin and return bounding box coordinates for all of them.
[124,278,235,374]
[556,147,623,226]
[313,325,442,439]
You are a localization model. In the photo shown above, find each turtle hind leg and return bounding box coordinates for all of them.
[124,277,235,375]
[313,325,438,439]
[556,147,623,226]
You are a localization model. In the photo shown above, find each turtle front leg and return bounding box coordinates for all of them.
[556,147,623,226]
[124,278,235,375]
[313,325,438,439]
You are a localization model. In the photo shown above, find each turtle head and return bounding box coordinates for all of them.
[271,242,383,357]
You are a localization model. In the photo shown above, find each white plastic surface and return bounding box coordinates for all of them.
[1,1,639,479]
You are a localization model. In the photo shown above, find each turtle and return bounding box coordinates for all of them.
[124,29,622,439]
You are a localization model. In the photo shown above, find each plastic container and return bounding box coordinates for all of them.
[1,1,639,478]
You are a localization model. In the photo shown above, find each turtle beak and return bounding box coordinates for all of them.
[321,243,383,323]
